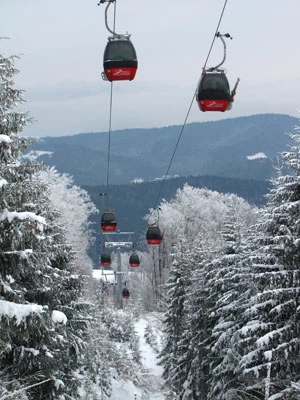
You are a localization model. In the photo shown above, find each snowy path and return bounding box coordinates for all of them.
[110,316,167,400]
[135,318,166,399]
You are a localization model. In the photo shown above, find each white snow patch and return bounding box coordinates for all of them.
[256,326,287,348]
[53,378,65,389]
[24,347,40,356]
[0,209,46,229]
[0,300,44,325]
[0,134,11,144]
[131,178,144,183]
[0,178,7,188]
[247,152,268,160]
[52,310,67,325]
[110,379,142,400]
[3,249,33,259]
[154,174,180,181]
[23,150,53,161]
[291,381,300,390]
[264,350,273,361]
[0,280,13,293]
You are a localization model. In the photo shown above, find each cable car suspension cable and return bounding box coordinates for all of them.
[99,0,118,206]
[153,95,195,209]
[151,0,230,212]
[105,81,113,201]
[203,0,229,71]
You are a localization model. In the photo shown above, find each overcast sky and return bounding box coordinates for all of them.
[2,0,300,137]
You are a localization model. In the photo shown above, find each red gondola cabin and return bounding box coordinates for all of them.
[101,210,117,231]
[103,38,138,82]
[122,287,130,299]
[100,252,111,267]
[146,225,163,245]
[129,252,140,267]
[196,72,231,112]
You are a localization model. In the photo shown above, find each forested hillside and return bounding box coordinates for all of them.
[25,113,297,185]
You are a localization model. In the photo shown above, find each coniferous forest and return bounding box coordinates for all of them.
[2,52,300,400]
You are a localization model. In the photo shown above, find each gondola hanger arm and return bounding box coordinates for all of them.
[99,0,131,40]
[99,192,108,209]
[149,207,161,226]
[97,0,115,6]
[207,32,232,72]
[104,0,117,36]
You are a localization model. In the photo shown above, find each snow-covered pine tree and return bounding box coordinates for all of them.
[157,187,248,398]
[157,187,257,400]
[229,126,300,399]
[204,207,259,400]
[180,197,256,400]
[0,51,90,399]
[159,240,194,395]
[37,167,98,275]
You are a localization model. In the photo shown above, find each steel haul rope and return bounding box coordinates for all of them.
[152,0,229,212]
[103,0,117,207]
[105,81,113,202]
[203,0,229,70]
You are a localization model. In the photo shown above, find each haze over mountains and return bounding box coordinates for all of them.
[25,113,297,186]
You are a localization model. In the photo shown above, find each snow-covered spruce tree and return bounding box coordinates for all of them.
[147,184,230,308]
[203,211,259,400]
[156,186,213,396]
[34,167,98,389]
[158,187,257,400]
[179,199,255,400]
[228,127,300,400]
[159,240,195,395]
[0,52,89,399]
[37,167,98,275]
[155,188,230,396]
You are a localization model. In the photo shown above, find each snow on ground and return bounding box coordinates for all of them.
[110,315,167,400]
[135,318,164,379]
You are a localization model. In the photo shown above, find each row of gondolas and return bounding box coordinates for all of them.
[101,209,163,245]
[98,0,240,299]
[100,210,162,299]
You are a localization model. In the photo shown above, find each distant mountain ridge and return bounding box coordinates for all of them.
[24,113,298,186]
